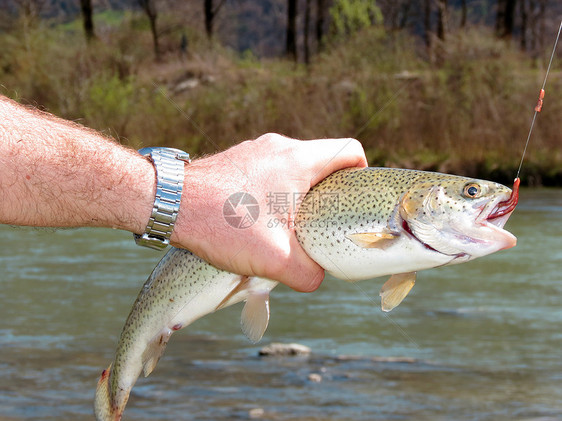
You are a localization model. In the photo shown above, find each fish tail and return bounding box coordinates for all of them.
[94,364,122,421]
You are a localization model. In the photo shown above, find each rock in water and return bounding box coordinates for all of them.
[258,342,311,356]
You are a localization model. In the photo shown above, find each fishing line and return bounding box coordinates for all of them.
[516,20,562,180]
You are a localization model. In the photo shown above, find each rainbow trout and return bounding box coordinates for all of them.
[94,168,519,420]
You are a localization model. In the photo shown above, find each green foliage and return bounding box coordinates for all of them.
[82,73,136,136]
[329,0,383,39]
[1,14,560,185]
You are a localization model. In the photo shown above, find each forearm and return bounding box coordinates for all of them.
[0,96,155,234]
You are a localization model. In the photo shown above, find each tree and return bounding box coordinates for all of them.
[537,0,547,50]
[520,0,546,54]
[496,0,517,39]
[519,0,528,50]
[436,0,448,42]
[286,0,297,61]
[80,0,95,42]
[204,0,226,40]
[139,0,160,60]
[460,0,467,28]
[304,0,312,64]
[316,0,326,50]
[423,0,431,49]
[379,0,412,31]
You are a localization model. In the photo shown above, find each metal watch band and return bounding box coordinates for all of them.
[134,147,191,250]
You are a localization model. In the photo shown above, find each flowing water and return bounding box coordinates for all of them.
[1,188,561,421]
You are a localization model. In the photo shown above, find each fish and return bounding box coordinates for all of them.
[94,167,519,420]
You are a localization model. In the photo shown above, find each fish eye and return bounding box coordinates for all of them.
[463,183,481,198]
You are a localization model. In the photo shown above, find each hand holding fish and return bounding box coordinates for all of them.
[168,133,367,292]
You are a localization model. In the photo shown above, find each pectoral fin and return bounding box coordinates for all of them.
[141,327,173,377]
[241,292,271,343]
[346,231,399,248]
[379,272,416,312]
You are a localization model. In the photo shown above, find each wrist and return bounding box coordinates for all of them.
[168,158,225,251]
[93,146,157,236]
[125,152,158,235]
[133,147,191,250]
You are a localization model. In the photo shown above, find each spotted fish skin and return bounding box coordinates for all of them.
[95,167,517,420]
[296,167,516,281]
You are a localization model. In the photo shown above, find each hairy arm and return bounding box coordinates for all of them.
[0,95,155,233]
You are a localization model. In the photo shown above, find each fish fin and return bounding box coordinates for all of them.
[241,292,271,343]
[141,328,173,377]
[216,275,251,311]
[379,272,416,312]
[346,231,399,248]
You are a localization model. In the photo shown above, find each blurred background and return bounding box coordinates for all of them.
[0,0,561,184]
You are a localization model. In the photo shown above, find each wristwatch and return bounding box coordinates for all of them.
[134,147,191,250]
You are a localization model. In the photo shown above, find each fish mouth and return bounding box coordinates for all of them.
[486,178,520,221]
[477,178,519,250]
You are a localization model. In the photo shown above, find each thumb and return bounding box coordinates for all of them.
[302,138,368,187]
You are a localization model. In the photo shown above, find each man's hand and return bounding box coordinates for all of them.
[170,133,367,292]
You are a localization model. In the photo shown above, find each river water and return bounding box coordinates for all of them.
[1,188,561,421]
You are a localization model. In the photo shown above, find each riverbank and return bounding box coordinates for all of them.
[1,18,560,185]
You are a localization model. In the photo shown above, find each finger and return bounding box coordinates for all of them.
[301,138,368,187]
[277,235,325,292]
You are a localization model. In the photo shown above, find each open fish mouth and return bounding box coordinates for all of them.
[487,178,520,222]
[475,178,519,251]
